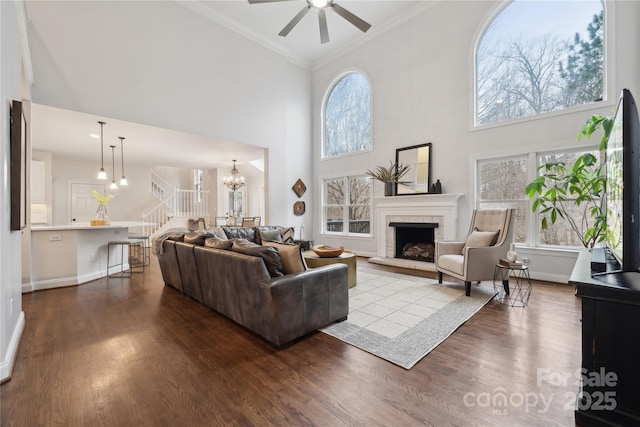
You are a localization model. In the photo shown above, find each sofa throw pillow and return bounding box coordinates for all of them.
[259,228,283,243]
[281,227,295,243]
[184,230,213,246]
[232,239,284,278]
[166,233,185,242]
[208,226,228,240]
[204,236,233,250]
[263,241,306,275]
[463,229,499,253]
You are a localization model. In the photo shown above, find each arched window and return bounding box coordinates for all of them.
[476,0,604,126]
[323,72,371,158]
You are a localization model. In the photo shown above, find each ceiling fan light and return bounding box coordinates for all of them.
[309,0,329,9]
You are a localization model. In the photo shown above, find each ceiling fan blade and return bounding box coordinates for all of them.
[318,9,329,44]
[330,3,371,33]
[248,0,298,4]
[278,6,311,37]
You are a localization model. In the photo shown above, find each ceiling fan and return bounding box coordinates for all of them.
[248,0,371,44]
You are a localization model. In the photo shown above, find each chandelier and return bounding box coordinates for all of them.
[223,160,245,191]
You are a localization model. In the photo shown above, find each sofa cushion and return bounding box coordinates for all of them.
[184,230,215,245]
[259,228,283,243]
[232,239,284,277]
[223,227,257,243]
[204,236,233,250]
[438,254,464,275]
[263,241,306,275]
[463,229,499,252]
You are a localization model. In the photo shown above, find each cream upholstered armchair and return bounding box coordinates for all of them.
[435,208,515,296]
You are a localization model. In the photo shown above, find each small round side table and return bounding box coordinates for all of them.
[302,250,357,288]
[493,264,532,307]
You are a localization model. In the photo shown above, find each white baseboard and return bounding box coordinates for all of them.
[24,264,131,293]
[1,311,25,383]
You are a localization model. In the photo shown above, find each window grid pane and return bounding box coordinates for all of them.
[323,176,372,236]
[324,73,371,158]
[476,1,604,126]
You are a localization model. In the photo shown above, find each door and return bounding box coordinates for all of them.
[70,182,106,223]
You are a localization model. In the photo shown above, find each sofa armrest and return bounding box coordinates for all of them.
[258,263,348,346]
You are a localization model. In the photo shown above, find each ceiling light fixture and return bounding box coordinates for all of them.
[109,145,118,190]
[248,0,370,45]
[223,160,245,192]
[118,137,128,186]
[309,0,330,9]
[97,121,107,180]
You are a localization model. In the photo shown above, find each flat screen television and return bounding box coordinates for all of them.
[603,88,640,273]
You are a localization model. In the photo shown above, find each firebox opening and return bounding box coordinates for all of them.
[389,222,438,262]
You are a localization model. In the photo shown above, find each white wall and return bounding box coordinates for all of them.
[51,158,152,225]
[1,0,28,382]
[26,0,311,229]
[311,0,640,282]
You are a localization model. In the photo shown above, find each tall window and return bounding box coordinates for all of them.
[476,147,599,248]
[476,0,604,126]
[537,149,601,247]
[477,156,528,243]
[323,176,371,235]
[324,73,371,158]
[194,169,203,203]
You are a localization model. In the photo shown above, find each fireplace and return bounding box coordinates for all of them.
[371,193,462,270]
[389,222,438,262]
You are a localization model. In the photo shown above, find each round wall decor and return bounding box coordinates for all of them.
[293,201,305,216]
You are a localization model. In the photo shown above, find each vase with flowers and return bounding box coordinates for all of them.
[91,190,113,226]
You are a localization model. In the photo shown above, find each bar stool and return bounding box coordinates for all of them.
[107,240,145,278]
[128,233,150,267]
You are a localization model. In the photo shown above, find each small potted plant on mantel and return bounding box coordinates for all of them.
[366,161,411,196]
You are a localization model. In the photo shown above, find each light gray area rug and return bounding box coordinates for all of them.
[321,267,496,369]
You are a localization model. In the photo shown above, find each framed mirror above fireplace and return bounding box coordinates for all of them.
[395,143,432,195]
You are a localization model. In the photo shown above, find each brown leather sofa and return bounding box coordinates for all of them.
[156,228,349,347]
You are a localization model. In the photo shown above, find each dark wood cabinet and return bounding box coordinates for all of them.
[569,249,640,426]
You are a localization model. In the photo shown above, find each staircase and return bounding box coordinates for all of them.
[142,170,210,237]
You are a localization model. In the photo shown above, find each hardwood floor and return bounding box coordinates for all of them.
[1,257,581,426]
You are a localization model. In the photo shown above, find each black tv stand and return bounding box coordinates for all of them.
[570,249,640,426]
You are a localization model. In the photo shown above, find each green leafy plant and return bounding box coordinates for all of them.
[525,114,613,248]
[365,161,411,184]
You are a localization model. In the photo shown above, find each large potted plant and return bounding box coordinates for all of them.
[525,115,613,248]
[366,161,411,196]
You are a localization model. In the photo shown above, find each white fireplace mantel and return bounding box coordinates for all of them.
[374,193,463,258]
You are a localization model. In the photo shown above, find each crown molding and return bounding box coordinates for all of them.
[177,0,312,70]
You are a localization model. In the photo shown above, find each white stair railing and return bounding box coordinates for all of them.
[142,189,210,236]
[150,170,174,202]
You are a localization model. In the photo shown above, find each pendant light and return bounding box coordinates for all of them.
[97,121,107,180]
[119,137,128,186]
[109,145,118,190]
